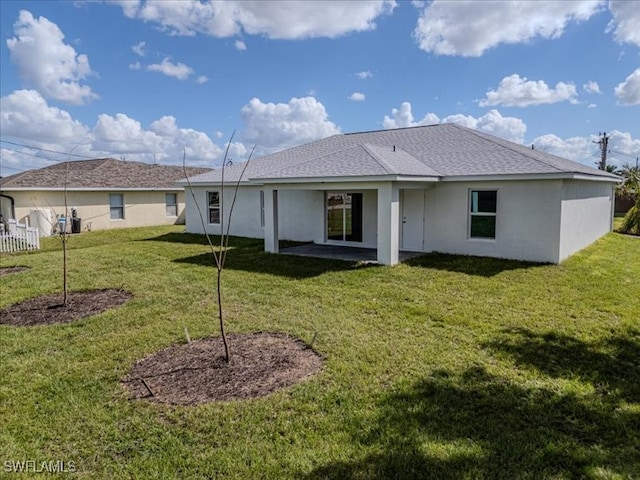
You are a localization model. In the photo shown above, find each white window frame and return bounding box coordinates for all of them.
[165,193,178,217]
[207,191,220,224]
[109,193,124,220]
[469,189,497,240]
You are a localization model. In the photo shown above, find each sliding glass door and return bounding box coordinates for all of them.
[326,192,362,242]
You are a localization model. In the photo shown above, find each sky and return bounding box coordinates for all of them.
[0,0,638,177]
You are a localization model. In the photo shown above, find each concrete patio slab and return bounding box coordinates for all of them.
[280,244,424,264]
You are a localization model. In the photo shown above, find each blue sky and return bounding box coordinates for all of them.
[1,0,638,177]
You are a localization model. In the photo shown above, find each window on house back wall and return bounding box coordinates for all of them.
[109,193,124,220]
[166,193,178,217]
[208,191,220,224]
[469,190,497,239]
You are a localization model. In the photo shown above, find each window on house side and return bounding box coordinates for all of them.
[208,191,220,224]
[166,193,178,217]
[109,193,124,220]
[259,190,265,228]
[469,190,497,239]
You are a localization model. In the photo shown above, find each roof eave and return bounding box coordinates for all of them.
[442,172,622,183]
[251,175,440,185]
[0,186,187,192]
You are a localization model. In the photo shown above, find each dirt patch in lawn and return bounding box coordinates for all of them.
[122,332,323,405]
[0,289,132,326]
[0,266,30,276]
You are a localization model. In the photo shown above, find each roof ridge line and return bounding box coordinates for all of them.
[362,143,397,174]
[253,141,365,178]
[451,124,565,173]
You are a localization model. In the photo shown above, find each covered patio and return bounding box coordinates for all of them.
[280,243,425,264]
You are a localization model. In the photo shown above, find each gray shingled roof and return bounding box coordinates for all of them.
[182,124,619,185]
[0,158,211,190]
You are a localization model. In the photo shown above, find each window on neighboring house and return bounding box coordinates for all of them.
[469,190,497,239]
[260,190,265,227]
[166,193,178,217]
[109,193,124,220]
[208,191,220,224]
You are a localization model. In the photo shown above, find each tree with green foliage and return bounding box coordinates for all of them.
[617,162,640,235]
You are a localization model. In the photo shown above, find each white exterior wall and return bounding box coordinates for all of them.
[186,179,614,264]
[361,189,379,248]
[558,180,613,261]
[5,189,188,232]
[186,186,323,242]
[423,180,564,263]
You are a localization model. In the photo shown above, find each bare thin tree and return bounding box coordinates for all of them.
[183,133,255,362]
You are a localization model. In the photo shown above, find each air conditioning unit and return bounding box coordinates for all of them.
[29,209,53,236]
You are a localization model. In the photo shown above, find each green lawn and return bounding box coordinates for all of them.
[1,226,639,479]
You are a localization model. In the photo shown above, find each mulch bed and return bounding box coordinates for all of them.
[0,266,29,276]
[0,289,133,326]
[122,332,323,405]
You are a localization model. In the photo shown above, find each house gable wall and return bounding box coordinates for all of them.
[558,180,613,262]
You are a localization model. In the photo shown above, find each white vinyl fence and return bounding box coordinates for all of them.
[0,219,40,253]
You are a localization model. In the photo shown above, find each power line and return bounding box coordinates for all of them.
[0,139,93,159]
[610,149,639,159]
[1,146,60,162]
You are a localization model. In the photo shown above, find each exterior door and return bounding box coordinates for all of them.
[401,189,425,251]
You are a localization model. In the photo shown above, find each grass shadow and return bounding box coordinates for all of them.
[484,327,640,403]
[149,232,378,279]
[174,250,375,280]
[405,252,546,277]
[302,365,639,479]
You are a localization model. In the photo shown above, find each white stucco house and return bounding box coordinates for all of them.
[179,124,620,265]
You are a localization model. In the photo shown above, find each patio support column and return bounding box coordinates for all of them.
[263,188,279,253]
[377,182,399,265]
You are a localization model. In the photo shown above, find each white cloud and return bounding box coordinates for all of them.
[240,96,340,150]
[6,10,98,105]
[147,58,194,80]
[196,75,209,84]
[116,0,396,39]
[583,81,601,94]
[0,90,90,143]
[614,68,640,106]
[0,89,91,176]
[383,102,526,143]
[0,88,229,173]
[93,113,163,154]
[444,110,527,143]
[587,103,597,109]
[382,102,439,129]
[348,92,366,102]
[129,61,142,70]
[235,39,247,50]
[607,0,640,46]
[479,74,578,107]
[132,41,146,56]
[532,130,640,165]
[149,116,223,162]
[531,133,596,162]
[355,70,373,79]
[413,0,602,56]
[91,113,225,165]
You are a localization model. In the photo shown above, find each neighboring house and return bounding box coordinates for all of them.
[179,124,620,265]
[0,158,210,234]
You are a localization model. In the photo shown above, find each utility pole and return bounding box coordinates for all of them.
[594,132,609,170]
